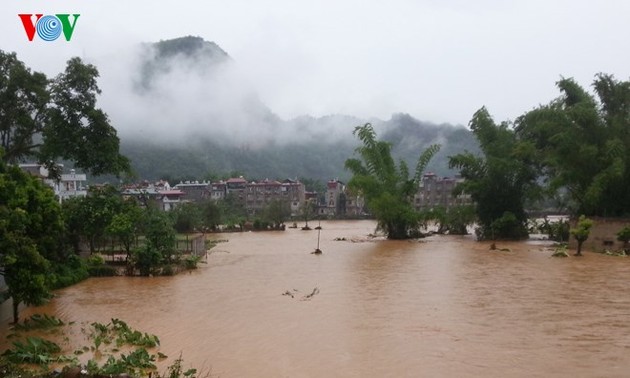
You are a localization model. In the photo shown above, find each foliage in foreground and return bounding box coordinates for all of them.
[1,315,209,377]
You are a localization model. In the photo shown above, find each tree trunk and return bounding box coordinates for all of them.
[12,297,19,324]
[575,241,583,256]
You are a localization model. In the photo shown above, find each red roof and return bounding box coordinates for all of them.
[226,177,247,183]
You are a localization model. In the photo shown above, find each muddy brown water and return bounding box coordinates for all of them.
[2,220,630,377]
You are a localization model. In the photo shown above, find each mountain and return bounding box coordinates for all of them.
[100,36,479,182]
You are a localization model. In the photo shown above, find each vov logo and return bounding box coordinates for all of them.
[18,14,80,42]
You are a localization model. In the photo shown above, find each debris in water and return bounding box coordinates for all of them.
[302,287,320,301]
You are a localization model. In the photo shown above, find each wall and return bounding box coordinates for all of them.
[568,217,630,252]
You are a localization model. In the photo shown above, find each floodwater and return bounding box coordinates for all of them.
[2,220,630,377]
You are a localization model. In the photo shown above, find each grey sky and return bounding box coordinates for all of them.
[2,0,629,126]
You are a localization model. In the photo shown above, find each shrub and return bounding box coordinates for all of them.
[87,265,117,277]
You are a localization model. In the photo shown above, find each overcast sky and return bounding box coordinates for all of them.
[2,0,630,127]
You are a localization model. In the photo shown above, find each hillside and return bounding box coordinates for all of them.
[101,36,479,182]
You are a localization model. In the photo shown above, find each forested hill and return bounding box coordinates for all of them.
[105,36,479,181]
[121,113,479,182]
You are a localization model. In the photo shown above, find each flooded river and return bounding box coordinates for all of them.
[2,220,630,377]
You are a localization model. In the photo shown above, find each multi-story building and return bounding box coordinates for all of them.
[19,163,87,203]
[413,173,472,211]
[318,179,365,217]
[121,180,183,210]
[174,181,211,202]
[57,169,88,202]
[245,178,305,216]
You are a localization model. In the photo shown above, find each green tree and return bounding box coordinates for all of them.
[0,50,129,176]
[617,226,630,252]
[428,205,476,235]
[299,198,317,229]
[345,123,440,239]
[0,159,62,323]
[570,215,594,256]
[170,202,203,233]
[201,200,223,229]
[263,199,291,229]
[219,193,246,228]
[144,210,177,263]
[515,75,630,216]
[63,186,123,253]
[449,108,537,240]
[106,200,143,260]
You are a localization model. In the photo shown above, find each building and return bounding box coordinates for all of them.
[174,181,211,202]
[121,180,176,209]
[245,178,305,216]
[318,179,364,217]
[57,169,88,202]
[414,173,472,211]
[19,163,87,203]
[157,189,185,211]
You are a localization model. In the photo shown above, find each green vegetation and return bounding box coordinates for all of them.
[345,123,440,239]
[617,226,630,252]
[515,74,630,217]
[1,315,208,377]
[0,50,129,177]
[449,108,537,240]
[0,160,59,323]
[427,205,476,235]
[570,215,594,256]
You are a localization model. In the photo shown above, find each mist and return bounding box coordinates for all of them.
[93,37,372,148]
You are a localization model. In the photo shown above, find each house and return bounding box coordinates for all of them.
[414,173,472,211]
[121,180,172,208]
[245,178,306,216]
[174,181,211,202]
[19,163,87,203]
[318,179,364,217]
[57,169,88,202]
[157,189,185,211]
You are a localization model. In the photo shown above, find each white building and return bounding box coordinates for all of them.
[19,164,88,203]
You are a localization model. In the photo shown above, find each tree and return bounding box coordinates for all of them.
[449,108,537,240]
[345,123,440,239]
[144,210,177,263]
[0,158,62,323]
[263,199,291,229]
[63,185,123,253]
[201,200,223,229]
[515,75,630,216]
[428,205,476,235]
[299,198,317,229]
[106,200,143,260]
[0,50,129,176]
[570,215,593,256]
[617,226,630,252]
[170,202,203,233]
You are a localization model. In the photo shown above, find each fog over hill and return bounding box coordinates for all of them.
[94,36,478,181]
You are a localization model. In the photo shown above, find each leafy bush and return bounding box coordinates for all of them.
[50,255,89,289]
[87,254,105,266]
[87,265,117,277]
[184,255,202,270]
[161,264,175,276]
[131,246,163,276]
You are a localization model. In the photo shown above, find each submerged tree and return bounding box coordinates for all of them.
[449,108,538,240]
[570,215,594,256]
[345,123,440,239]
